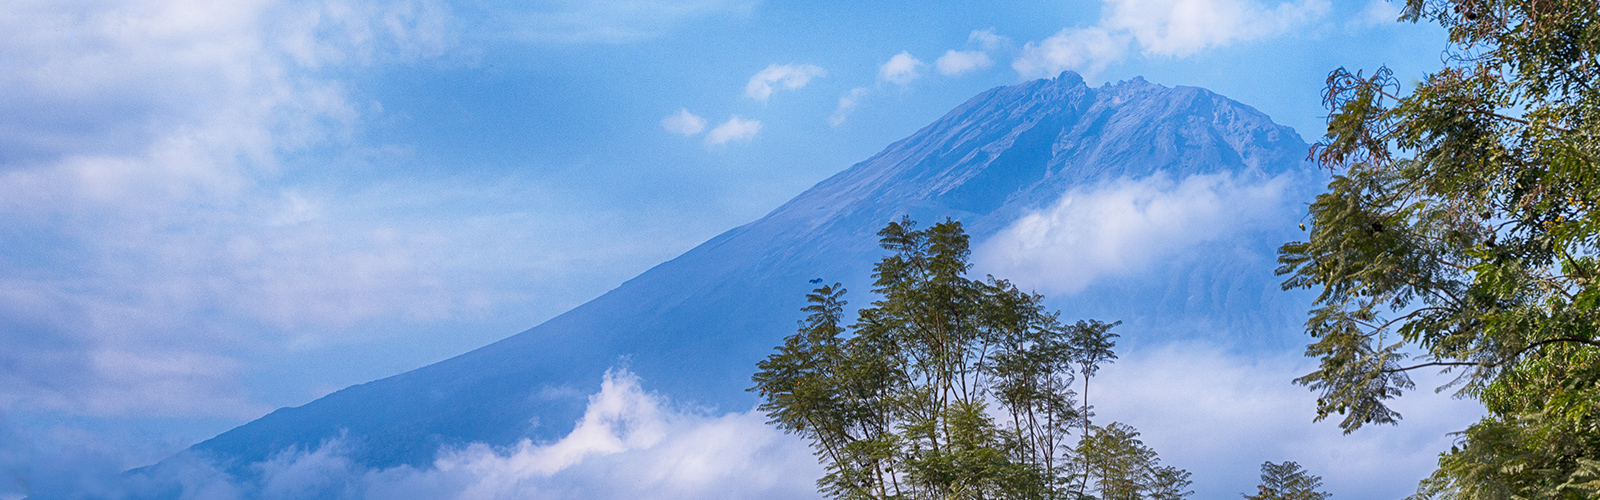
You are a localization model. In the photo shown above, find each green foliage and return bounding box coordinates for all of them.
[1277,0,1600,497]
[1242,461,1330,500]
[753,217,1188,499]
[1077,423,1194,500]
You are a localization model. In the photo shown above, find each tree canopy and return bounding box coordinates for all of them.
[1243,461,1330,500]
[1277,0,1599,497]
[753,218,1189,499]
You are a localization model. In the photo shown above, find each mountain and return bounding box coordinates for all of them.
[171,71,1314,474]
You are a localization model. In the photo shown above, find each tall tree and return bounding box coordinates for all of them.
[1243,461,1330,500]
[1069,320,1119,495]
[753,217,1189,499]
[1277,0,1599,497]
[1076,423,1194,500]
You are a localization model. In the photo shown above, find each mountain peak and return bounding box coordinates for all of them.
[173,74,1313,475]
[1054,70,1088,87]
[778,72,1303,233]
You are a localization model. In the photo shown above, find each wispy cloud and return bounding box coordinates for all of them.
[661,108,708,136]
[744,63,827,102]
[1013,0,1330,79]
[0,0,468,419]
[829,87,871,126]
[493,0,757,44]
[878,51,925,85]
[0,0,723,423]
[705,116,762,145]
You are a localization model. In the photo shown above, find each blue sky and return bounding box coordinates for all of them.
[1,0,1467,497]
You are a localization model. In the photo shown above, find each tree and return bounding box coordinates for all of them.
[1277,0,1599,497]
[1069,321,1119,495]
[753,217,1189,499]
[1077,423,1194,500]
[1242,461,1330,500]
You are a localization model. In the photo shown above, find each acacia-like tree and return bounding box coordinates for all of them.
[1078,423,1193,500]
[753,218,1188,499]
[1242,461,1330,500]
[1278,0,1599,497]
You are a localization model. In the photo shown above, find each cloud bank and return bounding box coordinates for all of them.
[0,0,730,426]
[1094,344,1483,499]
[3,353,1482,499]
[975,172,1294,294]
[3,369,820,500]
[0,0,469,420]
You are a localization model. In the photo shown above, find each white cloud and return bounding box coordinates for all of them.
[0,0,747,426]
[878,51,924,85]
[3,355,1486,500]
[1353,0,1403,26]
[660,108,707,136]
[369,370,820,499]
[974,172,1291,294]
[1013,0,1330,79]
[1093,344,1484,499]
[744,63,826,102]
[935,50,994,76]
[0,0,719,424]
[931,29,1007,79]
[969,28,1009,51]
[3,369,820,499]
[829,87,870,126]
[1013,27,1131,79]
[0,0,466,419]
[705,116,762,145]
[1103,0,1331,57]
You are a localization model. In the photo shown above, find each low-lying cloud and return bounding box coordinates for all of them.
[4,352,1484,499]
[2,369,820,500]
[975,172,1295,295]
[1093,344,1483,499]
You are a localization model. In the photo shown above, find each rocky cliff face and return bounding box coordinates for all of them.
[178,71,1314,473]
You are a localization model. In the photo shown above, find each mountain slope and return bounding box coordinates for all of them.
[179,71,1313,472]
